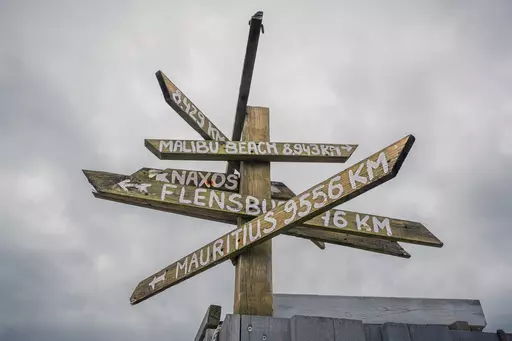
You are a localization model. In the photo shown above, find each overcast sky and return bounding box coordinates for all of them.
[1,1,511,340]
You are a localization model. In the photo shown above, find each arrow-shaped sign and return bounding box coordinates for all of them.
[145,139,357,163]
[86,172,415,256]
[85,164,441,247]
[91,188,412,257]
[125,135,415,304]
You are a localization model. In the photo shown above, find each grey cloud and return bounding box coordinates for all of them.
[1,1,511,340]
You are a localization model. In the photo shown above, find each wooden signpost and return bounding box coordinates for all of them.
[127,135,415,304]
[83,11,443,318]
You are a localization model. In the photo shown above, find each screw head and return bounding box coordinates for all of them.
[262,335,267,340]
[248,325,252,332]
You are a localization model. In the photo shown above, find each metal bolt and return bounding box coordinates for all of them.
[262,335,267,340]
[248,325,252,332]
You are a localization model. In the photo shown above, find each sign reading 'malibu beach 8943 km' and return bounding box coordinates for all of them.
[83,12,442,311]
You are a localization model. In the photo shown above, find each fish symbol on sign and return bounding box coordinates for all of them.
[148,271,166,290]
[117,180,152,193]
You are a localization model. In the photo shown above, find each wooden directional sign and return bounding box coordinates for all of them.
[86,169,416,256]
[87,188,411,258]
[121,168,441,247]
[122,134,414,304]
[131,167,296,201]
[145,139,357,163]
[156,70,241,174]
[156,71,229,143]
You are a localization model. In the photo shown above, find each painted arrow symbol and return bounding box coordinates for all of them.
[154,173,169,183]
[117,179,152,193]
[342,145,353,152]
[148,271,166,290]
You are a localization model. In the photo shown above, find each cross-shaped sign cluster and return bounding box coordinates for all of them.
[83,14,442,307]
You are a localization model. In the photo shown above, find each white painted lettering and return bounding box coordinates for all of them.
[302,144,311,155]
[247,141,258,155]
[334,146,342,156]
[267,142,278,154]
[171,170,186,185]
[373,217,392,236]
[297,192,312,217]
[176,258,188,278]
[225,234,230,254]
[226,193,243,212]
[179,187,192,204]
[225,142,237,154]
[197,111,205,128]
[212,239,224,260]
[208,191,225,210]
[199,246,210,266]
[293,143,303,155]
[183,141,192,153]
[261,199,271,213]
[243,224,247,246]
[367,152,389,181]
[257,142,267,154]
[159,140,172,152]
[320,144,330,156]
[246,195,261,215]
[193,188,207,206]
[174,140,184,153]
[311,185,328,208]
[186,171,199,186]
[263,211,277,234]
[239,142,247,154]
[196,141,208,153]
[188,252,199,273]
[356,214,371,231]
[321,211,331,227]
[231,228,243,249]
[225,174,239,190]
[284,200,298,224]
[208,141,219,153]
[282,143,293,155]
[197,172,210,187]
[311,144,320,155]
[349,163,368,189]
[248,221,262,242]
[212,173,226,187]
[161,184,177,201]
[333,210,348,228]
[327,175,343,200]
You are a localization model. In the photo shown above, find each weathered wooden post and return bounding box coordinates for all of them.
[233,107,273,315]
[82,12,443,333]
